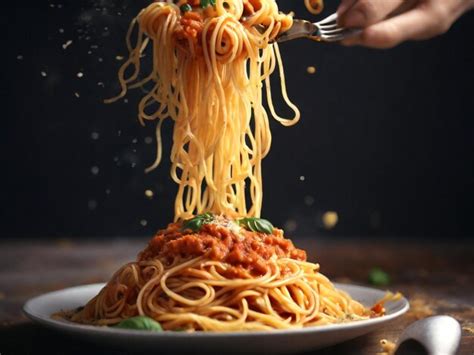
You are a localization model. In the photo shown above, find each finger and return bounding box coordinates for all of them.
[341,3,451,48]
[337,0,357,16]
[338,0,405,28]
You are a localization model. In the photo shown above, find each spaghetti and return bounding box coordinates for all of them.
[68,218,378,330]
[62,0,398,331]
[106,0,298,220]
[304,0,324,15]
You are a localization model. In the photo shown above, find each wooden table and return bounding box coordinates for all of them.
[1,237,473,354]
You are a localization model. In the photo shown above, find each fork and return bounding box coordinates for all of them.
[275,12,361,43]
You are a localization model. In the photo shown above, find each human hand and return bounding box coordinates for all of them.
[337,0,474,48]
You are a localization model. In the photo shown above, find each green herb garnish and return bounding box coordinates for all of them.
[180,3,192,12]
[114,316,163,332]
[368,267,390,287]
[200,0,216,8]
[182,212,214,232]
[238,217,274,234]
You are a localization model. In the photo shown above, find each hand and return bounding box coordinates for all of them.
[337,0,474,48]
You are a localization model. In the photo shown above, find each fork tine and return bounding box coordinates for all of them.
[321,28,346,35]
[318,23,339,30]
[316,13,338,26]
[322,29,362,42]
[322,34,347,42]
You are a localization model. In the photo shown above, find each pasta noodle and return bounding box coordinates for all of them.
[61,0,397,332]
[304,0,324,15]
[67,221,378,330]
[106,0,298,220]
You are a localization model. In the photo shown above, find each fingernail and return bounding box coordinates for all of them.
[340,9,366,28]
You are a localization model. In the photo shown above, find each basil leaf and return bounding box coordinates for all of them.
[182,213,214,232]
[368,268,390,286]
[180,4,192,12]
[200,0,210,8]
[238,217,274,234]
[255,219,274,234]
[114,316,163,332]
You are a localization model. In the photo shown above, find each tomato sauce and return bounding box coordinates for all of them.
[138,221,306,277]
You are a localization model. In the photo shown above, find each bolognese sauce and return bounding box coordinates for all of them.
[138,220,306,277]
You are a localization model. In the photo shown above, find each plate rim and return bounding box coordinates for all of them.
[23,282,409,338]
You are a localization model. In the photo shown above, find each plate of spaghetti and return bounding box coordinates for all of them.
[24,0,409,352]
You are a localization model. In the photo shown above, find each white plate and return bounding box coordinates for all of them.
[23,283,408,354]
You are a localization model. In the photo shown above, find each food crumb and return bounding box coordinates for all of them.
[407,296,434,319]
[322,211,338,229]
[41,71,47,77]
[145,190,154,199]
[378,339,396,355]
[62,40,73,49]
[462,325,474,334]
[307,66,316,74]
[74,92,80,98]
[91,166,99,175]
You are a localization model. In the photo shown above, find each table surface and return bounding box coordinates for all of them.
[0,237,473,355]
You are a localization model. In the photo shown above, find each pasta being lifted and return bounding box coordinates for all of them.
[106,0,299,220]
[61,0,400,331]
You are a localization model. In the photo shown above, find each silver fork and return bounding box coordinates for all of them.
[275,12,361,43]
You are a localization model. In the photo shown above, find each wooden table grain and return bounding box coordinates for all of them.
[0,237,473,354]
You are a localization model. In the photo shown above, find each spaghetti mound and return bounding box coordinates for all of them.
[68,216,379,331]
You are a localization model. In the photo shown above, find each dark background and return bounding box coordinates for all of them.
[1,0,473,239]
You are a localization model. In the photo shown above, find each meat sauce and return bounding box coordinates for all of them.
[138,221,306,277]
